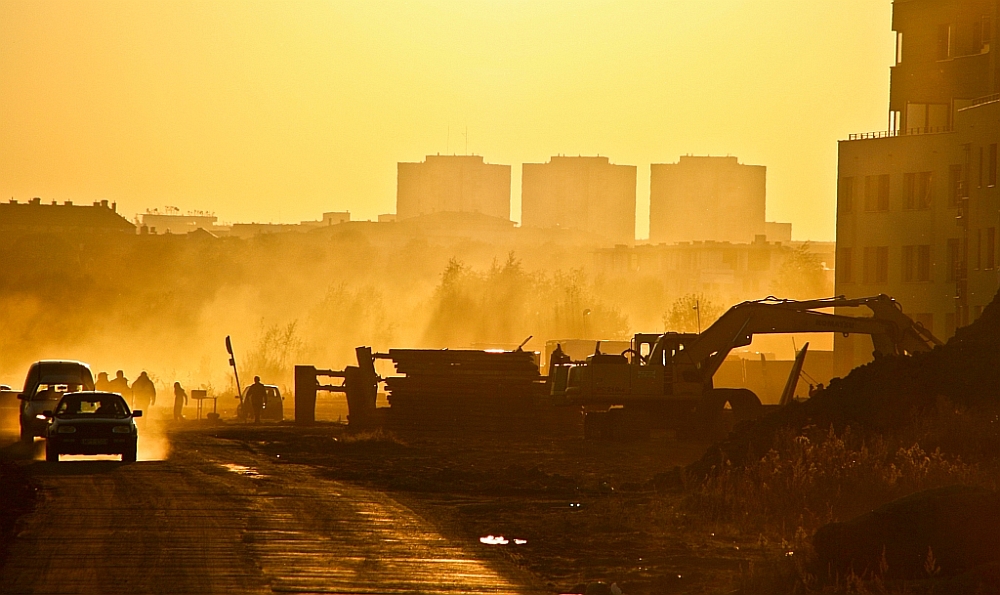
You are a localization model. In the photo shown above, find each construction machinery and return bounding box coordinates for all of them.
[550,294,942,439]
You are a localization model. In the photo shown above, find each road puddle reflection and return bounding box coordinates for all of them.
[220,463,266,479]
[479,535,527,545]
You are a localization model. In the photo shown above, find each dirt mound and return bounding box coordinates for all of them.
[813,485,1000,581]
[689,289,1000,477]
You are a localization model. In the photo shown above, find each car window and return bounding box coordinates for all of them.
[32,384,81,401]
[55,396,130,419]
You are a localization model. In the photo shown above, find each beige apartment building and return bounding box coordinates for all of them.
[396,155,511,222]
[649,156,767,244]
[835,0,1000,374]
[521,156,636,245]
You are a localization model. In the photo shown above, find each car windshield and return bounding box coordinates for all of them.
[31,384,82,401]
[55,395,130,419]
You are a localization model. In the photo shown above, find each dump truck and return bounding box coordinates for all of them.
[549,294,942,439]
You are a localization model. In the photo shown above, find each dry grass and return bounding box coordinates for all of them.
[688,425,984,540]
[681,406,1000,594]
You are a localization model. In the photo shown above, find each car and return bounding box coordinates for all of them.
[18,361,95,443]
[238,384,284,421]
[43,391,141,462]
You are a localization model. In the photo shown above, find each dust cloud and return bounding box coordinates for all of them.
[0,224,832,409]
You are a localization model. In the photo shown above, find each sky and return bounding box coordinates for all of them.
[0,0,895,240]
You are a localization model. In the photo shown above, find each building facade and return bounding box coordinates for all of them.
[521,156,636,245]
[396,155,511,222]
[0,198,135,245]
[595,239,835,309]
[649,156,767,244]
[836,0,1000,374]
[140,211,219,235]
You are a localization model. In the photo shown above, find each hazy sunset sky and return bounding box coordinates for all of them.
[0,1,894,240]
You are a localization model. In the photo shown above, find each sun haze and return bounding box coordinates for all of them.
[0,0,893,240]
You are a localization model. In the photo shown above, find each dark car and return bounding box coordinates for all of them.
[239,384,284,421]
[44,392,141,462]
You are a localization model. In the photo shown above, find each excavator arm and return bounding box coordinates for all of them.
[650,294,942,380]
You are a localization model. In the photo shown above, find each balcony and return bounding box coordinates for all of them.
[847,126,954,141]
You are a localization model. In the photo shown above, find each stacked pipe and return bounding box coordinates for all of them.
[379,349,573,432]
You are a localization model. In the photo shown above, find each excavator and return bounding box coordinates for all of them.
[549,294,942,439]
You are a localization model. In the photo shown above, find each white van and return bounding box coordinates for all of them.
[18,360,95,442]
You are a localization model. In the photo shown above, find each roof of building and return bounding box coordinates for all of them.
[0,200,135,232]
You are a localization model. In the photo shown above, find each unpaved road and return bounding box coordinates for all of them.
[0,429,544,595]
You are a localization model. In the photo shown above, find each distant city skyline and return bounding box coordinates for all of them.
[1,1,897,240]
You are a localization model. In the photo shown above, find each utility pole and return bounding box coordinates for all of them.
[694,300,701,334]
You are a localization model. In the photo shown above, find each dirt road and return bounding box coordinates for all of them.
[0,429,543,595]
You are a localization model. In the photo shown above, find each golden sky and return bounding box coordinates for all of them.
[0,1,894,240]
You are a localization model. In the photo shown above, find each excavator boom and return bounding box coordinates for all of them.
[650,294,942,380]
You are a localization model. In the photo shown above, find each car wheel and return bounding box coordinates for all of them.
[122,445,137,463]
[20,424,33,444]
[45,445,59,462]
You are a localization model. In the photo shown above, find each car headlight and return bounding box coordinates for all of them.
[57,426,76,433]
[112,426,132,434]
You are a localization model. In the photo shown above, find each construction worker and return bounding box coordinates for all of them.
[95,372,112,392]
[132,371,156,413]
[109,370,131,400]
[246,376,267,424]
[173,382,188,420]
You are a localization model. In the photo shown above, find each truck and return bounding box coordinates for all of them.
[549,294,942,439]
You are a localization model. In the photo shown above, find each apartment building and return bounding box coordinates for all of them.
[835,0,1000,374]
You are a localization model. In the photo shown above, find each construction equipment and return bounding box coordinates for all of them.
[377,348,552,432]
[552,294,942,439]
[294,347,379,427]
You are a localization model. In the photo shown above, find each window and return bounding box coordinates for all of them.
[947,238,961,281]
[903,245,931,281]
[878,175,890,210]
[839,177,855,212]
[904,172,933,209]
[990,144,997,187]
[864,246,889,284]
[896,31,904,64]
[976,230,983,270]
[975,16,993,51]
[863,247,875,283]
[918,245,930,281]
[838,247,853,283]
[979,147,984,188]
[949,164,963,206]
[987,228,996,270]
[877,246,889,283]
[865,174,890,211]
[938,24,953,59]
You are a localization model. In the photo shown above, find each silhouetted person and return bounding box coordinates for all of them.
[173,382,188,420]
[132,371,156,412]
[109,370,131,400]
[95,372,112,392]
[246,376,266,424]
